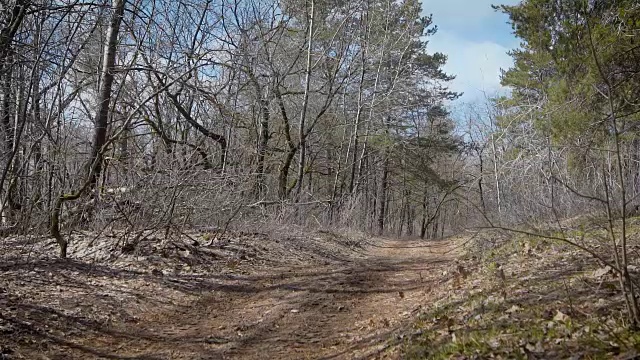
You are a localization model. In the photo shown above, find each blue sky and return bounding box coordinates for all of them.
[422,0,521,108]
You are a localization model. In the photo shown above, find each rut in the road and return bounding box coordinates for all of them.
[0,235,463,360]
[76,238,461,360]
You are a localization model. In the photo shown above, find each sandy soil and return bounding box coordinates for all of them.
[0,232,461,359]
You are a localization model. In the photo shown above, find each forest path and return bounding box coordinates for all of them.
[1,235,464,360]
[79,237,461,360]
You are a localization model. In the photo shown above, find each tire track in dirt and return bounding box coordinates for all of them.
[75,237,461,360]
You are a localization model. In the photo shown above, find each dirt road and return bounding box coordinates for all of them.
[1,236,461,359]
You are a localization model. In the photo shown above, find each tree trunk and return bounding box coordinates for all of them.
[377,151,389,236]
[275,87,297,199]
[256,97,270,196]
[295,0,315,198]
[348,30,368,194]
[0,0,29,63]
[279,148,296,199]
[420,189,428,239]
[477,147,486,213]
[88,0,125,188]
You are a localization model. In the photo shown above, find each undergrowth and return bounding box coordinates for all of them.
[402,218,640,359]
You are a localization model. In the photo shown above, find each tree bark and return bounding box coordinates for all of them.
[275,87,297,199]
[88,0,126,188]
[377,150,389,235]
[256,96,270,195]
[295,0,315,198]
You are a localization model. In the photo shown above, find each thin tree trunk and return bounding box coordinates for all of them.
[377,150,389,235]
[275,88,297,199]
[295,0,315,198]
[420,187,428,239]
[88,0,125,188]
[256,96,270,196]
[330,93,349,220]
[0,0,29,63]
[477,147,486,213]
[348,27,368,194]
[491,131,501,220]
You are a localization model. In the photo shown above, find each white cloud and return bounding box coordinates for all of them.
[419,0,522,112]
[428,30,514,104]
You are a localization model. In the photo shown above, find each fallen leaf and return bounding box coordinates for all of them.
[553,310,570,322]
[525,341,544,353]
[506,305,522,314]
[592,266,612,278]
[523,242,532,255]
[456,265,469,278]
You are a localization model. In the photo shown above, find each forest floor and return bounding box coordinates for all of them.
[3,220,640,359]
[0,227,464,359]
[404,219,640,359]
